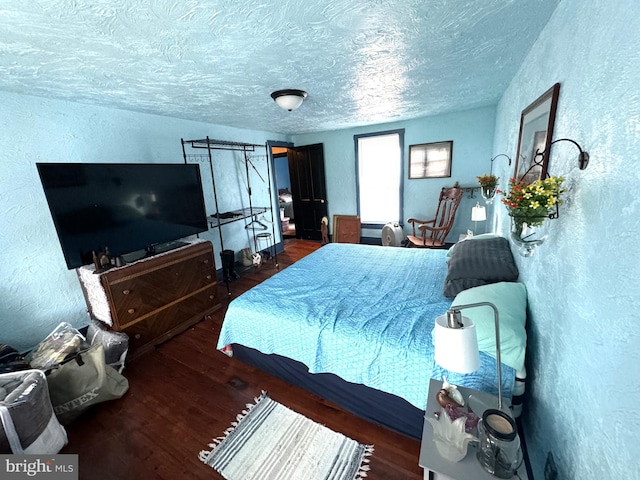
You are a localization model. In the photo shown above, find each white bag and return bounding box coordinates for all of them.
[0,369,67,454]
[86,319,129,373]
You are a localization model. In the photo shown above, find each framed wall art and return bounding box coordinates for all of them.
[408,141,453,179]
[513,83,560,184]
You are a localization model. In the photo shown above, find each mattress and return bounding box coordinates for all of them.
[218,243,515,411]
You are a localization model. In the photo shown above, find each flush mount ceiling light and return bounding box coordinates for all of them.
[270,89,308,111]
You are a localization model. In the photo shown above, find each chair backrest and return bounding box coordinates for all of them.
[430,185,464,244]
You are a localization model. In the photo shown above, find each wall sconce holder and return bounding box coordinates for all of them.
[535,137,590,172]
[489,154,512,176]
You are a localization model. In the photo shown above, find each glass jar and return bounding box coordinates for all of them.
[476,409,523,478]
[481,185,497,204]
[509,215,548,257]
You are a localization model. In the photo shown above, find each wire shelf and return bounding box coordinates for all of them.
[208,207,268,228]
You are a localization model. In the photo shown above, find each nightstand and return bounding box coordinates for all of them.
[419,378,528,480]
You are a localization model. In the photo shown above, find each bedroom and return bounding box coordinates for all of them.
[0,1,638,479]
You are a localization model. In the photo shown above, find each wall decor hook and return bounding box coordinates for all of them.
[550,138,589,170]
[535,138,589,171]
[489,154,512,176]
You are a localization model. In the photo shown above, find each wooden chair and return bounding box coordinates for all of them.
[406,184,464,248]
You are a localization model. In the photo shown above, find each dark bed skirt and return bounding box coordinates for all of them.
[232,343,425,439]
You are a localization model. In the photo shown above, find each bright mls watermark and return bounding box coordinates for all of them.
[0,455,78,479]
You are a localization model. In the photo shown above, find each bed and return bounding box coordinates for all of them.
[217,237,526,439]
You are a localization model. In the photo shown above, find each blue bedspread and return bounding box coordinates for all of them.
[218,243,514,410]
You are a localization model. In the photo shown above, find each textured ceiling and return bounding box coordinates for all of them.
[0,0,560,135]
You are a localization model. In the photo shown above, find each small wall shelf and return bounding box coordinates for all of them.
[458,185,481,199]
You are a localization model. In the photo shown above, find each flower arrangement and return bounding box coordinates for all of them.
[477,174,500,203]
[477,174,499,190]
[500,176,565,227]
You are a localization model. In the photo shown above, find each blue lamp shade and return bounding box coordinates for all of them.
[434,314,481,374]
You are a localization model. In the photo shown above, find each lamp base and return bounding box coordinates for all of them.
[468,393,513,418]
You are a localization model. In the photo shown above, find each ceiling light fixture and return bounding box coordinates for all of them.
[270,89,308,111]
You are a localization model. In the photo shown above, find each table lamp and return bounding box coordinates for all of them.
[471,202,487,234]
[434,301,505,414]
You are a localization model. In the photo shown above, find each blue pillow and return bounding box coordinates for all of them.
[451,281,527,373]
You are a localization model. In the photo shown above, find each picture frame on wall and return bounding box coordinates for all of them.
[513,83,560,184]
[408,141,453,179]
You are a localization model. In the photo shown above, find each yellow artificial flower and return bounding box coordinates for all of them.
[501,175,565,226]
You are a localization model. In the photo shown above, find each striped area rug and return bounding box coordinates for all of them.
[198,393,374,480]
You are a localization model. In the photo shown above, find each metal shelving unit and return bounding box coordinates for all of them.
[181,137,279,294]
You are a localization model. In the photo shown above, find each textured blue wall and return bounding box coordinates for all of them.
[292,106,497,241]
[0,90,285,352]
[491,0,640,478]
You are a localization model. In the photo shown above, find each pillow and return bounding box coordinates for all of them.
[444,236,518,297]
[451,282,527,372]
[446,233,502,258]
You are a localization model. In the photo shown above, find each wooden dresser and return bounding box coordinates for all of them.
[77,240,221,359]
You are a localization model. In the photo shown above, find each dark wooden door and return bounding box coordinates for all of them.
[288,144,327,240]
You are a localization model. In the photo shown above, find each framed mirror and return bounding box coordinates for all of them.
[513,83,560,184]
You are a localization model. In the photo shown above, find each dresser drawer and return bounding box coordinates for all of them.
[101,241,214,290]
[108,265,215,321]
[110,268,216,328]
[120,284,220,355]
[190,251,216,272]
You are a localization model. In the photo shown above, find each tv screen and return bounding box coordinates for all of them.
[37,163,208,269]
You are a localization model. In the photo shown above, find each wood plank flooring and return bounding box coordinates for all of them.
[61,239,424,480]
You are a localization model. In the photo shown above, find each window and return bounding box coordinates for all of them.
[408,141,453,179]
[355,130,404,226]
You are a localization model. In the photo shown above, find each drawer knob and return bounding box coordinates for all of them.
[203,259,209,264]
[209,295,215,300]
[134,334,141,339]
[122,289,130,295]
[127,308,135,314]
[206,274,212,280]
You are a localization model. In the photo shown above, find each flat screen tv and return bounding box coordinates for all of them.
[37,162,208,269]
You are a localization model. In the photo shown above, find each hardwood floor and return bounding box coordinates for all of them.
[62,239,424,480]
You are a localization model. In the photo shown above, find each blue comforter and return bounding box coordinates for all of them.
[218,243,514,410]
